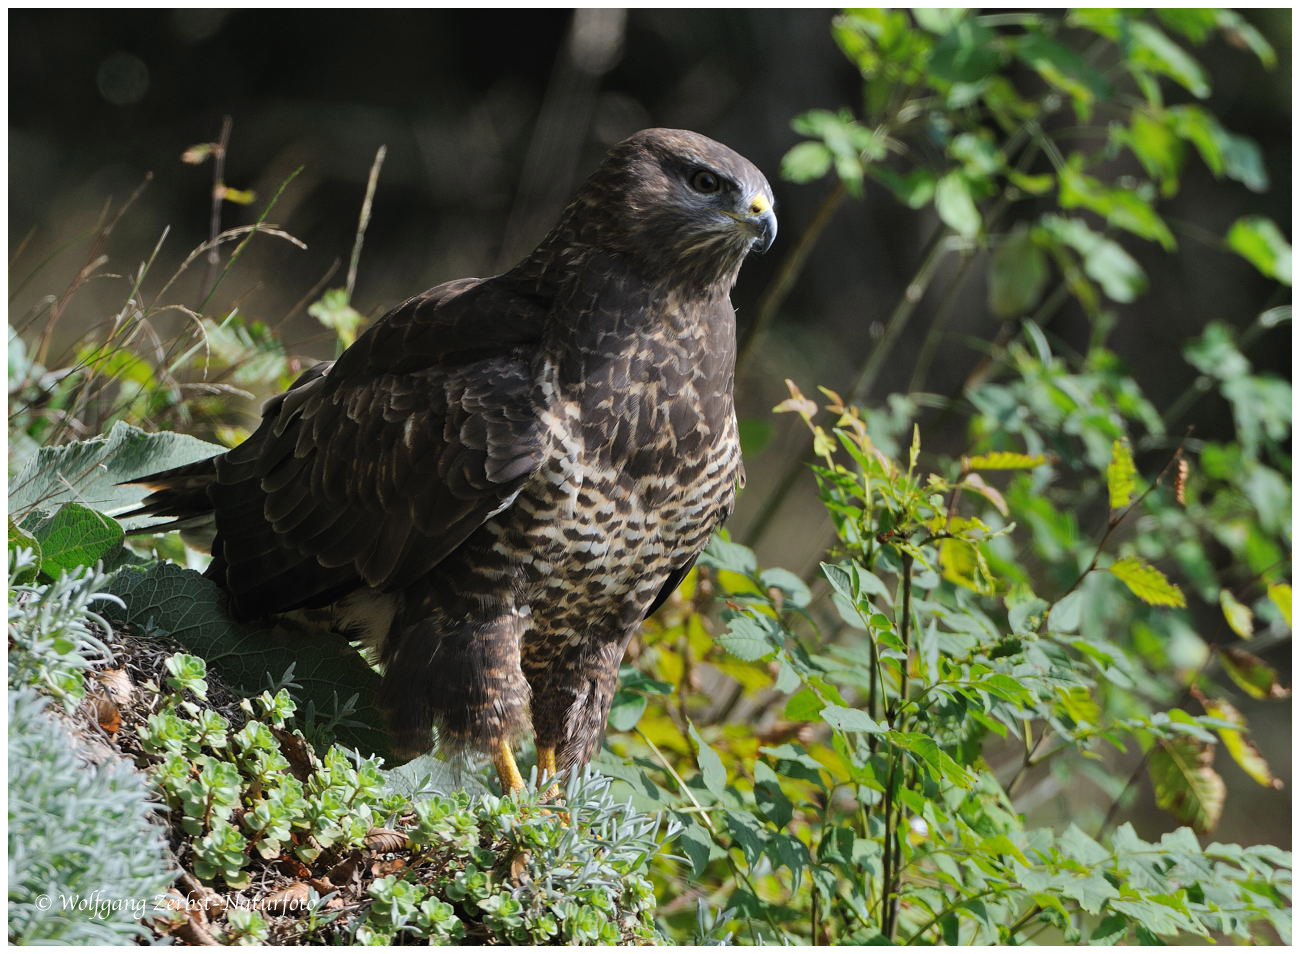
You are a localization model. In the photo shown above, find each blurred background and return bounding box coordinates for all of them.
[9,9,1291,850]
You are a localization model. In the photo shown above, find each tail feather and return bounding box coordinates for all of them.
[119,456,219,532]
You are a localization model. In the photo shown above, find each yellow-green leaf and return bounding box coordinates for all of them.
[1218,646,1289,700]
[1106,438,1137,510]
[1110,557,1186,608]
[964,451,1049,470]
[1148,737,1225,833]
[1267,583,1291,627]
[1218,589,1254,639]
[220,186,257,205]
[1193,691,1283,790]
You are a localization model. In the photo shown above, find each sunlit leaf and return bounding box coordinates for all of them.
[1218,589,1254,639]
[935,172,981,238]
[1059,162,1175,250]
[30,504,124,578]
[1148,737,1225,833]
[781,141,833,183]
[1110,557,1186,608]
[1106,438,1137,510]
[1215,10,1276,67]
[1192,690,1283,790]
[1129,21,1210,99]
[963,451,1048,470]
[821,705,886,734]
[1267,583,1291,627]
[1226,217,1292,285]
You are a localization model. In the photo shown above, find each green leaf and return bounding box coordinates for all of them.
[1058,162,1175,250]
[760,567,812,607]
[1048,591,1084,633]
[717,613,781,662]
[1218,589,1254,639]
[1014,32,1111,117]
[700,535,758,575]
[30,504,124,577]
[1217,646,1288,700]
[1106,439,1137,510]
[935,172,981,238]
[607,689,648,732]
[1194,692,1283,790]
[1129,21,1210,98]
[964,451,1048,470]
[871,167,937,208]
[1215,10,1276,67]
[1148,737,1225,833]
[927,20,1002,85]
[1155,8,1217,44]
[821,705,886,735]
[8,422,226,528]
[911,8,965,34]
[1109,557,1186,608]
[753,760,794,829]
[1226,217,1292,285]
[689,723,727,797]
[781,141,833,183]
[988,226,1049,317]
[104,562,392,759]
[307,288,366,348]
[784,687,823,722]
[888,731,975,787]
[1038,214,1148,303]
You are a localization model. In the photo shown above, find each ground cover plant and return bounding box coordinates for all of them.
[8,7,1290,945]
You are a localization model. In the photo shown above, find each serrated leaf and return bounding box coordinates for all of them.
[964,451,1048,470]
[700,535,758,575]
[29,503,124,577]
[104,562,391,759]
[1106,439,1137,510]
[717,613,780,662]
[1226,216,1292,285]
[9,422,226,528]
[1148,737,1225,833]
[307,288,365,348]
[1193,691,1283,790]
[1218,646,1289,700]
[888,731,975,787]
[1110,557,1186,608]
[1267,583,1291,627]
[383,752,487,800]
[1218,589,1254,639]
[689,723,727,797]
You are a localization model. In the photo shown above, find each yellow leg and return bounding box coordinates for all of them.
[537,745,558,780]
[493,739,526,795]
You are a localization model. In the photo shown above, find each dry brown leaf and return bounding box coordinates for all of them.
[364,827,409,853]
[91,691,121,733]
[371,857,407,878]
[259,881,310,915]
[93,667,134,706]
[510,850,533,885]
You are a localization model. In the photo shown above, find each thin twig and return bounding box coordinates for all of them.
[200,115,233,303]
[346,145,387,300]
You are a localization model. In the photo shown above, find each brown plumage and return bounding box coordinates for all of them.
[129,128,776,790]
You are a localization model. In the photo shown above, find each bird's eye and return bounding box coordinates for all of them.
[690,169,721,194]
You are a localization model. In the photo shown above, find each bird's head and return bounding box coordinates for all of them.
[564,128,777,290]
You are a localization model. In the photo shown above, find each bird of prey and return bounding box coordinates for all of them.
[130,128,777,793]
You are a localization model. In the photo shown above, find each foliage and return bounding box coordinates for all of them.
[594,7,1291,946]
[7,545,120,708]
[7,551,176,945]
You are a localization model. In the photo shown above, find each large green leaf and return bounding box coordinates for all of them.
[988,226,1049,317]
[8,422,225,527]
[1106,439,1137,510]
[30,503,124,577]
[104,562,391,760]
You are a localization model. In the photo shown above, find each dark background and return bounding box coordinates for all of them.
[9,9,1292,846]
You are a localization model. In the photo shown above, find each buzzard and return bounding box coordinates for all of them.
[131,128,776,793]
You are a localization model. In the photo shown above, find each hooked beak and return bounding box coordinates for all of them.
[744,193,777,253]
